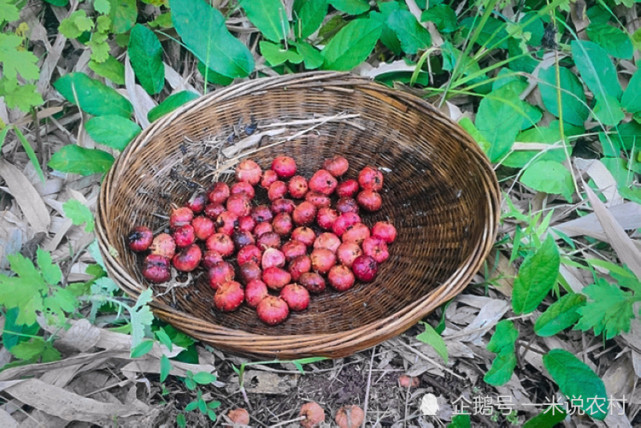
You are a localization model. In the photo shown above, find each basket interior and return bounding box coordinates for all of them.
[104,81,490,337]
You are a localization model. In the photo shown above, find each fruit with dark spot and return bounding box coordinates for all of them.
[237,215,256,232]
[173,224,196,248]
[230,181,255,199]
[262,266,291,290]
[253,221,273,237]
[341,223,370,245]
[335,197,359,214]
[208,261,235,289]
[214,281,244,312]
[281,239,307,261]
[267,180,287,201]
[313,232,341,253]
[272,212,293,236]
[305,191,331,208]
[308,169,338,195]
[332,212,361,237]
[186,192,207,213]
[206,233,234,257]
[351,255,378,282]
[270,198,296,214]
[299,272,326,294]
[336,179,359,198]
[362,237,389,263]
[310,248,336,274]
[245,279,268,308]
[256,295,289,325]
[169,207,193,229]
[232,229,255,250]
[191,216,215,241]
[235,159,262,185]
[288,175,308,199]
[257,231,281,250]
[127,226,153,252]
[316,207,338,230]
[323,155,349,177]
[150,233,176,259]
[226,193,251,217]
[336,242,362,268]
[261,247,286,269]
[260,169,278,189]
[358,166,384,191]
[207,182,230,204]
[371,221,397,244]
[142,254,171,283]
[300,402,325,428]
[215,211,238,236]
[288,254,311,280]
[236,244,262,265]
[356,189,382,212]
[202,250,223,269]
[280,283,310,311]
[172,244,202,272]
[291,226,316,247]
[271,155,297,179]
[292,201,317,226]
[328,264,355,291]
[251,204,274,223]
[204,203,225,219]
[239,261,262,284]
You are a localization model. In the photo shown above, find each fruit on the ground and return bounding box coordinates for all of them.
[208,182,230,204]
[239,261,262,284]
[128,226,153,252]
[336,242,362,268]
[257,231,281,250]
[236,244,262,265]
[272,212,293,236]
[335,197,359,214]
[226,407,250,425]
[253,221,273,237]
[362,237,390,263]
[256,295,289,325]
[292,201,317,225]
[316,207,339,230]
[271,155,297,178]
[237,215,256,232]
[288,254,312,280]
[191,216,215,240]
[310,248,337,274]
[235,159,262,185]
[261,248,286,269]
[251,204,274,223]
[357,189,382,212]
[305,191,331,207]
[291,226,316,246]
[270,198,295,215]
[202,250,224,269]
[262,266,292,290]
[230,181,255,199]
[172,244,202,272]
[313,232,341,253]
[214,281,244,312]
[267,180,287,201]
[328,265,355,291]
[323,155,349,177]
[245,279,268,308]
[204,203,225,219]
[172,224,196,248]
[215,211,238,236]
[206,233,234,257]
[336,179,359,198]
[260,169,278,189]
[142,254,171,283]
[169,207,193,229]
[299,272,326,294]
[150,233,176,259]
[358,166,384,191]
[335,405,365,428]
[232,230,255,250]
[288,175,308,199]
[299,402,325,428]
[341,223,370,245]
[351,255,378,282]
[398,374,420,388]
[281,239,307,261]
[332,212,361,237]
[280,283,310,311]
[308,169,338,195]
[226,193,251,217]
[371,221,397,244]
[208,261,235,289]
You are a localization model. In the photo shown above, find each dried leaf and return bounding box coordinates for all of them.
[0,160,50,233]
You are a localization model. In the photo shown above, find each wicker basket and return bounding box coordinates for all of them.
[96,71,500,359]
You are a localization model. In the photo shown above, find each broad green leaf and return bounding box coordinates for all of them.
[149,12,173,29]
[63,199,95,233]
[421,5,457,33]
[329,0,369,15]
[170,0,254,78]
[534,293,586,337]
[571,40,622,101]
[484,352,517,386]
[13,126,45,182]
[54,72,133,117]
[48,145,114,175]
[0,33,40,81]
[36,248,62,286]
[0,81,43,112]
[502,121,581,168]
[85,115,141,151]
[198,62,234,85]
[632,27,641,52]
[483,320,518,386]
[322,18,382,71]
[130,289,154,347]
[294,41,324,69]
[58,10,94,39]
[2,307,39,351]
[575,278,637,339]
[10,337,46,360]
[89,56,125,85]
[260,41,303,66]
[416,321,448,364]
[447,415,471,428]
[95,0,110,14]
[386,9,431,54]
[295,0,327,39]
[375,3,402,55]
[128,24,165,95]
[622,67,641,113]
[160,354,171,382]
[522,408,567,428]
[512,234,560,314]
[147,91,199,122]
[475,88,522,162]
[240,0,287,42]
[538,66,589,126]
[543,349,608,420]
[109,0,137,34]
[586,24,633,59]
[42,0,68,5]
[131,340,154,358]
[0,0,20,23]
[593,94,624,127]
[155,329,173,351]
[459,117,490,154]
[520,160,574,202]
[192,371,217,384]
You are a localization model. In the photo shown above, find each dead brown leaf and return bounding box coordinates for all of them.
[0,160,50,233]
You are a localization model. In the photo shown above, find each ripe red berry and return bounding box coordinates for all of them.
[169,207,193,229]
[230,181,256,199]
[239,261,262,284]
[358,166,384,191]
[227,408,251,426]
[291,226,316,247]
[328,265,356,291]
[280,283,310,311]
[299,272,326,294]
[288,254,312,280]
[271,155,297,179]
[260,169,278,189]
[215,211,238,236]
[351,255,378,283]
[341,223,370,245]
[251,205,274,223]
[253,221,273,237]
[232,229,255,250]
[173,224,196,248]
[257,231,281,250]
[335,197,359,214]
[271,198,296,214]
[261,247,286,270]
[292,201,317,226]
[204,203,225,219]
[281,239,307,261]
[150,233,176,259]
[202,250,224,269]
[305,191,331,208]
[316,207,339,230]
[127,226,153,252]
[172,244,202,272]
[245,279,268,308]
[308,169,338,195]
[186,192,207,213]
[191,216,215,241]
[336,242,362,268]
[208,261,236,289]
[142,254,171,283]
[214,281,244,312]
[226,193,251,217]
[288,175,309,199]
[362,237,390,263]
[357,189,383,212]
[235,159,262,185]
[208,182,230,205]
[332,212,362,237]
[313,232,341,253]
[371,221,397,244]
[236,244,262,265]
[268,180,287,201]
[300,402,325,428]
[310,248,336,274]
[323,155,349,177]
[256,295,289,325]
[262,266,291,290]
[336,179,359,198]
[206,233,235,257]
[237,215,256,232]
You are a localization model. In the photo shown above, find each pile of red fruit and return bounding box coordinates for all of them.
[127,155,396,325]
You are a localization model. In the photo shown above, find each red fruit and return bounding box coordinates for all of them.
[316,207,339,230]
[362,237,389,263]
[313,232,341,253]
[308,169,338,195]
[172,244,202,272]
[251,205,274,223]
[260,169,278,189]
[299,272,326,294]
[257,231,281,250]
[291,226,316,247]
[202,250,224,269]
[332,212,362,237]
[398,374,420,388]
[336,179,359,198]
[300,402,325,428]
[235,159,262,185]
[253,221,273,237]
[237,244,262,265]
[305,191,331,208]
[245,279,268,308]
[214,281,244,312]
[150,233,176,259]
[335,405,365,428]
[336,242,362,268]
[127,226,153,252]
[357,189,383,212]
[230,181,255,199]
[239,261,262,284]
[262,266,291,290]
[237,215,256,232]
[267,180,287,201]
[341,223,370,245]
[292,201,317,226]
[310,248,337,274]
[186,192,207,213]
[208,182,230,204]
[227,408,250,425]
[323,155,349,177]
[371,221,397,244]
[208,261,235,289]
[288,175,308,199]
[271,155,297,179]
[328,265,355,291]
[173,224,196,248]
[191,216,215,241]
[204,203,225,219]
[142,254,171,283]
[280,283,310,311]
[169,207,193,229]
[281,239,307,261]
[206,233,235,257]
[216,211,238,236]
[358,166,384,191]
[256,295,289,325]
[288,254,312,280]
[261,248,286,269]
[351,255,378,282]
[335,197,359,214]
[232,230,255,250]
[226,193,251,217]
[271,198,296,214]
[272,212,293,236]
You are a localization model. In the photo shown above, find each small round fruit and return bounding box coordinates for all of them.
[186,192,207,213]
[208,261,235,289]
[173,224,196,248]
[398,374,420,388]
[207,182,230,205]
[204,203,225,219]
[357,189,382,212]
[362,237,390,263]
[127,226,153,252]
[336,242,362,268]
[215,211,238,236]
[232,229,255,250]
[235,159,262,185]
[300,402,325,428]
[142,254,171,283]
[206,233,234,257]
[237,215,256,232]
[202,250,224,269]
[316,207,339,230]
[237,244,262,265]
[253,221,273,237]
[239,261,262,285]
[257,231,281,250]
[288,175,308,199]
[341,223,370,245]
[230,181,255,199]
[336,179,359,198]
[313,232,341,253]
[292,201,317,226]
[371,221,397,244]
[245,279,268,308]
[214,281,244,312]
[351,255,378,283]
[272,212,293,236]
[358,166,384,191]
[172,244,202,272]
[310,248,336,274]
[150,233,176,259]
[256,295,289,325]
[271,155,297,179]
[299,272,326,294]
[291,226,316,247]
[270,198,296,214]
[191,216,215,241]
[226,193,251,217]
[288,254,311,280]
[280,283,310,311]
[305,191,331,208]
[281,239,307,261]
[328,265,355,292]
[308,169,338,195]
[262,266,291,290]
[267,180,287,201]
[332,212,361,237]
[335,405,364,428]
[260,169,278,189]
[169,207,194,229]
[335,197,359,214]
[226,408,250,425]
[251,204,274,223]
[261,247,286,269]
[323,155,349,177]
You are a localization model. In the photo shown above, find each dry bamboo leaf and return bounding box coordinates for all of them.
[575,158,623,206]
[445,296,510,345]
[0,160,50,233]
[124,54,154,129]
[55,319,102,352]
[0,408,17,428]
[39,364,82,389]
[552,202,641,244]
[164,63,198,93]
[485,251,515,297]
[231,370,296,395]
[357,60,417,78]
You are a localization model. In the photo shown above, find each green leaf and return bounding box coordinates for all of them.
[512,234,560,314]
[128,24,165,95]
[421,5,457,33]
[538,66,589,126]
[192,371,217,385]
[197,62,234,85]
[520,161,574,202]
[571,40,622,102]
[54,72,133,117]
[459,117,490,153]
[147,91,199,122]
[63,199,95,233]
[10,337,46,360]
[534,293,586,337]
[575,278,637,339]
[475,89,522,162]
[260,41,303,66]
[329,0,369,15]
[0,0,20,24]
[13,126,45,182]
[622,67,641,114]
[0,81,44,112]
[447,414,471,428]
[295,0,327,39]
[95,0,110,14]
[523,407,567,428]
[160,354,171,382]
[36,248,62,286]
[416,321,448,364]
[483,320,518,386]
[484,352,517,386]
[502,121,581,168]
[130,288,154,348]
[48,146,114,176]
[586,24,633,60]
[293,41,324,69]
[2,307,39,351]
[85,115,141,151]
[108,0,137,34]
[240,0,287,42]
[592,94,624,127]
[185,400,198,412]
[89,56,126,85]
[131,340,154,358]
[0,33,40,81]
[543,349,608,420]
[386,9,431,54]
[155,328,173,351]
[176,413,186,427]
[58,10,94,39]
[170,0,254,78]
[322,18,382,71]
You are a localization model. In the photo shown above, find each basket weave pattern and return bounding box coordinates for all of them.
[96,72,500,358]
